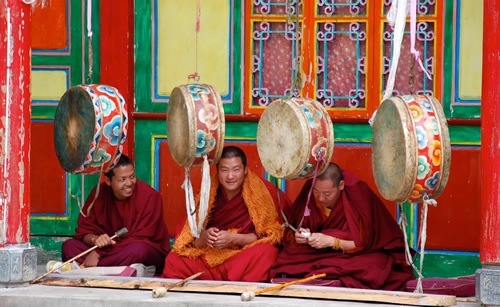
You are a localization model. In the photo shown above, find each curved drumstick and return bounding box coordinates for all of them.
[31,227,128,284]
[240,273,326,301]
[152,271,203,298]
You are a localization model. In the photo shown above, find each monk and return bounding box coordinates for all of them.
[270,163,414,290]
[162,146,288,282]
[61,154,170,274]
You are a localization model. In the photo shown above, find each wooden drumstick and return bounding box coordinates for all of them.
[240,273,326,301]
[152,271,203,298]
[31,227,128,284]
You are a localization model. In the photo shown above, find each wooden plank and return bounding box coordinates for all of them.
[169,283,456,306]
[39,276,456,306]
[39,277,174,290]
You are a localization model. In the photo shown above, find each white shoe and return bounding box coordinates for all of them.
[129,263,156,277]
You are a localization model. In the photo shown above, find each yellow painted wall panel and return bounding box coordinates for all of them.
[157,0,230,96]
[458,0,483,100]
[31,70,69,101]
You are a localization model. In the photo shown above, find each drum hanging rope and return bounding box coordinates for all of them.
[187,0,202,83]
[370,0,433,126]
[183,155,210,238]
[296,150,324,230]
[86,0,93,84]
[284,0,302,100]
[398,193,437,294]
[280,150,325,233]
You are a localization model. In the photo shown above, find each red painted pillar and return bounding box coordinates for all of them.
[0,0,37,285]
[477,0,500,304]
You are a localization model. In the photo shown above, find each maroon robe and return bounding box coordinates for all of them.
[62,180,170,273]
[269,171,414,290]
[163,171,289,282]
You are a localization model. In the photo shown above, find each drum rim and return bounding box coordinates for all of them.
[372,96,417,203]
[257,97,334,180]
[100,85,126,173]
[77,84,128,174]
[209,85,225,166]
[284,98,315,179]
[167,85,197,167]
[257,98,310,179]
[315,99,334,178]
[167,84,226,168]
[426,95,451,199]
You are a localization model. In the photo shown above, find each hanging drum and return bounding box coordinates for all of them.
[167,84,225,167]
[54,84,128,174]
[371,94,451,203]
[257,98,334,180]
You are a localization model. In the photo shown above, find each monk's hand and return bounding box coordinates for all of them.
[204,227,220,248]
[295,228,311,245]
[307,233,331,249]
[94,234,116,248]
[82,250,100,267]
[212,230,232,249]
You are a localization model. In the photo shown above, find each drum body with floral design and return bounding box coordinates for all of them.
[167,84,225,167]
[54,84,128,174]
[257,97,334,180]
[371,95,451,203]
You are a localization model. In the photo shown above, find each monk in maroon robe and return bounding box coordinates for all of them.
[270,163,414,290]
[62,155,170,274]
[162,146,288,282]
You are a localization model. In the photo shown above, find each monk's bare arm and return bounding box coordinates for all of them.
[308,233,356,251]
[83,233,115,248]
[210,231,257,249]
[83,234,99,246]
[227,232,257,247]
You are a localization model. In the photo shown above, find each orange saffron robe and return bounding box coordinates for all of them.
[162,170,287,282]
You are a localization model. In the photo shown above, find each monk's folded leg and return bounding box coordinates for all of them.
[97,242,166,273]
[162,252,218,280]
[61,238,90,263]
[222,243,278,282]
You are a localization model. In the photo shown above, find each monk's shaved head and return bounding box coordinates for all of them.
[317,162,344,186]
[105,154,134,179]
[219,146,247,168]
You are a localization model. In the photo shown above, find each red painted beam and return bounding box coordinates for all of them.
[481,0,500,264]
[0,0,31,246]
[100,0,135,160]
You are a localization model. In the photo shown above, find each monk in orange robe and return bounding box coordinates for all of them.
[270,163,414,290]
[162,146,288,282]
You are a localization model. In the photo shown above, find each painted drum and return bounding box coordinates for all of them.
[257,97,334,179]
[371,94,451,203]
[54,84,128,174]
[167,84,225,167]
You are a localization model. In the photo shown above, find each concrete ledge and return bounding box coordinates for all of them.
[0,284,382,307]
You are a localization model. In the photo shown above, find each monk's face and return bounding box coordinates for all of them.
[105,164,137,200]
[312,179,345,209]
[217,156,247,199]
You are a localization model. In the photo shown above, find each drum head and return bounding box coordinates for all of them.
[168,86,195,167]
[54,87,96,173]
[258,99,313,179]
[372,97,417,202]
